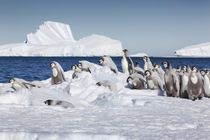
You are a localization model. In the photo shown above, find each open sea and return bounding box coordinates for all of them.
[0,57,210,83]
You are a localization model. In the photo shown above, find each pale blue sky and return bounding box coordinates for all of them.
[0,0,210,56]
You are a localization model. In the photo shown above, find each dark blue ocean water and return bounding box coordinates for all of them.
[0,57,210,83]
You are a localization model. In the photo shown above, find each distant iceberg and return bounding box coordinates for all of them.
[131,53,148,57]
[175,42,210,57]
[0,21,123,56]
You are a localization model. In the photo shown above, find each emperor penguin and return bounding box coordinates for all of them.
[50,61,66,85]
[71,65,82,79]
[188,66,204,101]
[180,65,191,98]
[162,61,180,97]
[44,99,74,109]
[154,64,165,85]
[127,73,146,89]
[9,78,29,91]
[175,65,183,93]
[134,62,144,76]
[121,49,134,75]
[9,78,43,91]
[78,60,95,73]
[202,70,210,98]
[99,56,118,74]
[96,80,117,92]
[144,70,164,91]
[142,56,154,71]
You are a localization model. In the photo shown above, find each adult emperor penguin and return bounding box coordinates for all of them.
[96,80,117,92]
[188,66,204,101]
[162,61,180,97]
[50,61,66,85]
[180,65,191,98]
[121,49,134,75]
[144,70,164,91]
[9,78,43,91]
[99,56,118,74]
[142,56,154,71]
[44,99,74,109]
[201,70,210,98]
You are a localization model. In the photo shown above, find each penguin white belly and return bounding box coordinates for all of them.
[204,76,210,94]
[121,56,128,73]
[52,68,58,77]
[190,75,198,84]
[182,75,189,91]
[13,83,23,90]
[148,80,155,89]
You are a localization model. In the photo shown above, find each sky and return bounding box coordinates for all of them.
[0,0,210,56]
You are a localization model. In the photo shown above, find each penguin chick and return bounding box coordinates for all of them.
[162,61,180,97]
[44,99,74,109]
[127,73,146,89]
[188,66,204,101]
[99,56,118,74]
[144,70,164,91]
[96,80,117,92]
[50,61,66,85]
[142,56,154,71]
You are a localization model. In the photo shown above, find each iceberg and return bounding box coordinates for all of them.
[175,42,210,57]
[131,52,148,57]
[0,21,123,56]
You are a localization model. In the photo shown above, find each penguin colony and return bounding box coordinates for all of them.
[7,49,210,102]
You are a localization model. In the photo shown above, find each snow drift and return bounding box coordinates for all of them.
[175,42,210,57]
[0,61,210,139]
[0,21,123,56]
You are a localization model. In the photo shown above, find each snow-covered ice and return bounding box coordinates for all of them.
[0,61,210,139]
[0,21,123,56]
[175,42,210,57]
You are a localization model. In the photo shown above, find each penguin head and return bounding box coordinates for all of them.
[123,49,128,53]
[191,66,198,72]
[183,65,187,72]
[44,99,53,105]
[162,61,169,68]
[152,62,156,67]
[99,57,104,64]
[176,65,181,72]
[144,70,151,77]
[50,62,56,68]
[200,69,206,76]
[123,49,129,56]
[135,62,139,67]
[96,82,102,86]
[154,64,160,69]
[78,63,82,69]
[126,76,133,83]
[71,65,76,70]
[9,78,15,84]
[142,56,149,62]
